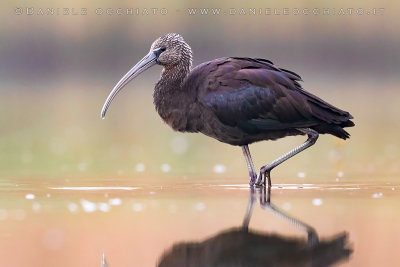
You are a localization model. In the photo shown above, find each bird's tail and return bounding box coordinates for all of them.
[300,90,355,140]
[312,118,355,140]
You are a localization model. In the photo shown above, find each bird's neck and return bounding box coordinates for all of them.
[153,63,199,132]
[154,61,191,100]
[160,61,190,87]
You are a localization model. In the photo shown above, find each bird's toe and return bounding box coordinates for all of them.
[253,172,265,187]
[255,168,272,188]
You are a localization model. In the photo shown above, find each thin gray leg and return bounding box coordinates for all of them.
[242,145,257,186]
[255,128,319,187]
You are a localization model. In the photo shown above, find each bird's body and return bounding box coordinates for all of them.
[101,33,354,187]
[154,56,353,146]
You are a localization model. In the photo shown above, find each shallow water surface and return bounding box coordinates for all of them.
[0,177,398,267]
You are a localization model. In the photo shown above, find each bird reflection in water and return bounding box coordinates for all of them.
[158,187,352,267]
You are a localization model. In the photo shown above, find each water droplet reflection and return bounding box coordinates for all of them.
[32,202,41,213]
[67,203,79,213]
[312,198,323,206]
[135,163,146,172]
[80,199,96,213]
[109,198,122,206]
[161,163,171,173]
[132,203,144,212]
[25,193,35,200]
[297,172,306,178]
[213,164,226,173]
[372,192,383,199]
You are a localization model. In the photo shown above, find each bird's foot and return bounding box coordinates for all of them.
[249,172,258,187]
[254,165,273,188]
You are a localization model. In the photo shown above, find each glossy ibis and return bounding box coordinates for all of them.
[101,33,354,187]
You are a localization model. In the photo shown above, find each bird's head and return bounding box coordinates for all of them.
[101,33,192,119]
[151,33,192,67]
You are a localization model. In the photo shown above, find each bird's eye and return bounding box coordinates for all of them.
[154,47,166,58]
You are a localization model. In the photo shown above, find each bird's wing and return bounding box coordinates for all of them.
[192,57,351,133]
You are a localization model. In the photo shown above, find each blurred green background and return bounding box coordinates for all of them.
[0,0,399,183]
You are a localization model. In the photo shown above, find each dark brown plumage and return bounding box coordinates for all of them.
[155,56,354,146]
[101,33,354,187]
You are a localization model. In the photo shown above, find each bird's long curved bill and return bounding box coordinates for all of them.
[101,50,158,119]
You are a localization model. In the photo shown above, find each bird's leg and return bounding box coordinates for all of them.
[242,145,257,186]
[255,128,319,187]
